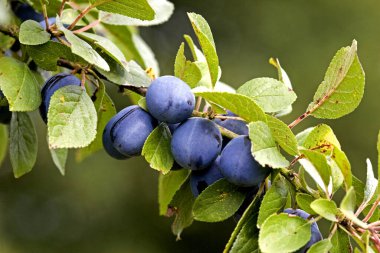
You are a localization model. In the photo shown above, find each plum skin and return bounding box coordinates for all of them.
[146,76,195,124]
[219,136,269,187]
[283,208,323,253]
[11,2,44,22]
[171,117,222,170]
[103,105,157,158]
[39,73,81,122]
[190,156,224,197]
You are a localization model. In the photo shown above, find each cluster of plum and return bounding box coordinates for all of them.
[102,76,270,195]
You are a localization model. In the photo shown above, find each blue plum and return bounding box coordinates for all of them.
[39,73,81,122]
[283,208,323,253]
[219,136,269,187]
[11,2,44,22]
[171,117,222,170]
[190,156,224,197]
[214,110,248,135]
[103,105,157,158]
[146,76,195,123]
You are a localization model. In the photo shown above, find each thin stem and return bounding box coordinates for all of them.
[58,0,67,16]
[288,111,310,129]
[73,19,101,34]
[328,223,338,239]
[213,115,245,121]
[67,5,94,30]
[0,25,19,38]
[217,125,239,139]
[40,1,49,32]
[81,71,86,88]
[195,97,202,111]
[363,197,380,223]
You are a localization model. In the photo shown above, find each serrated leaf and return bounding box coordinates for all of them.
[237,77,297,113]
[56,16,109,71]
[50,148,68,176]
[142,123,174,174]
[308,40,365,119]
[19,20,50,45]
[296,193,317,215]
[158,169,190,216]
[249,121,289,168]
[9,112,37,178]
[76,86,116,161]
[363,158,378,206]
[132,33,160,76]
[266,115,299,156]
[330,227,351,253]
[0,57,41,111]
[195,92,266,123]
[193,179,246,222]
[48,85,97,149]
[302,124,341,151]
[0,124,8,166]
[307,239,332,253]
[78,32,126,65]
[99,0,174,26]
[174,43,202,88]
[184,34,205,61]
[188,13,219,86]
[26,41,86,71]
[329,158,344,193]
[340,187,368,229]
[257,177,288,227]
[230,199,261,253]
[92,0,155,21]
[332,147,352,190]
[310,199,339,222]
[299,149,332,195]
[259,213,311,253]
[171,181,195,240]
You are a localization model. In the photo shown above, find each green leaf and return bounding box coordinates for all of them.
[249,121,289,168]
[302,124,341,151]
[363,159,378,206]
[171,181,195,240]
[158,169,190,216]
[308,40,365,119]
[132,33,160,75]
[19,20,50,45]
[193,179,246,222]
[50,148,68,176]
[257,177,288,227]
[142,123,174,174]
[184,34,204,61]
[194,92,266,123]
[310,199,339,222]
[307,239,332,253]
[0,57,41,111]
[330,227,351,253]
[266,115,299,156]
[9,112,37,178]
[26,41,85,71]
[174,43,202,88]
[48,85,97,149]
[259,213,311,253]
[329,158,344,193]
[296,193,317,215]
[299,149,331,194]
[92,0,155,21]
[237,77,297,113]
[77,32,126,65]
[188,13,219,86]
[0,124,8,167]
[76,86,116,162]
[230,199,261,253]
[332,147,352,190]
[340,187,368,229]
[378,130,380,195]
[99,0,174,26]
[56,16,110,71]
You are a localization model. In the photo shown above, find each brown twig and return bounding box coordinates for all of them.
[67,5,94,30]
[363,197,380,223]
[58,0,67,16]
[73,19,101,34]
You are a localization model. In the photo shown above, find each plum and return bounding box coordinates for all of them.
[39,73,81,122]
[171,117,222,170]
[219,136,269,187]
[11,2,44,22]
[146,76,195,123]
[103,105,157,158]
[214,110,248,135]
[283,208,323,253]
[190,156,224,197]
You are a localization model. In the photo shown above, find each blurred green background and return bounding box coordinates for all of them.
[1,0,380,252]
